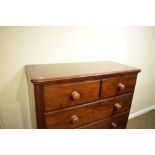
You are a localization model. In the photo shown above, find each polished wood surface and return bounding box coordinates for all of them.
[34,85,45,128]
[43,80,100,111]
[100,75,137,99]
[25,61,140,84]
[45,93,133,128]
[78,112,129,129]
[25,61,141,129]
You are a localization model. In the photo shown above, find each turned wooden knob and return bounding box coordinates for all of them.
[111,122,117,128]
[114,103,122,110]
[71,115,79,124]
[72,91,80,101]
[118,83,125,91]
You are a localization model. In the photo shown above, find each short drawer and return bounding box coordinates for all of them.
[45,93,133,129]
[78,112,129,129]
[100,75,137,99]
[43,80,100,111]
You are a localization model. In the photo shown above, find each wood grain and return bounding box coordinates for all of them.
[45,93,133,128]
[43,80,100,111]
[25,61,140,85]
[34,85,45,128]
[100,75,137,99]
[25,61,141,129]
[78,112,129,129]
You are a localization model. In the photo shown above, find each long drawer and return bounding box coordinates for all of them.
[78,112,129,129]
[45,93,133,129]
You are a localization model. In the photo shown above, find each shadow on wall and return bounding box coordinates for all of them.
[16,68,31,128]
[0,67,31,129]
[0,109,4,129]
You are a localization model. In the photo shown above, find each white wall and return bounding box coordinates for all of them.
[0,27,155,128]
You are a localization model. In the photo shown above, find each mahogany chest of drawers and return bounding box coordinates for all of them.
[25,61,141,129]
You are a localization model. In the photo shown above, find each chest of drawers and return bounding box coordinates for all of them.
[25,61,141,129]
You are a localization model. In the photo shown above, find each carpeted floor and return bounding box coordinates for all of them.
[127,110,155,129]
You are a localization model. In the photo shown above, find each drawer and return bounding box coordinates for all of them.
[78,112,129,129]
[100,75,137,99]
[45,93,133,128]
[43,80,100,111]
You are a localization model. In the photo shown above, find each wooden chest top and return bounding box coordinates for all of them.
[25,61,141,129]
[25,61,140,84]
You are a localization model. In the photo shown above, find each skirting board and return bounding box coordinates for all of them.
[129,105,155,120]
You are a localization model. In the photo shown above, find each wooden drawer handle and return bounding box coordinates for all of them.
[118,83,126,91]
[72,91,80,101]
[111,122,118,128]
[71,115,79,124]
[114,103,122,110]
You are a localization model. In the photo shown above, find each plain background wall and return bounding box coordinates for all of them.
[0,27,155,128]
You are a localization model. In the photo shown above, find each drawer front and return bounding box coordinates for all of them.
[43,80,100,111]
[78,112,129,129]
[45,93,133,128]
[100,75,137,99]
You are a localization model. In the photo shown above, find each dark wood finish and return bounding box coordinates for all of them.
[25,61,141,129]
[78,112,129,129]
[111,122,118,128]
[34,85,45,128]
[31,72,139,85]
[43,80,100,111]
[25,61,140,85]
[45,93,133,128]
[100,75,137,99]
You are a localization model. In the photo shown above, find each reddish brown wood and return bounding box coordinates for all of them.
[25,61,141,129]
[34,85,45,128]
[31,72,139,85]
[25,61,141,85]
[78,112,129,129]
[100,75,137,99]
[45,93,133,128]
[43,80,100,111]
